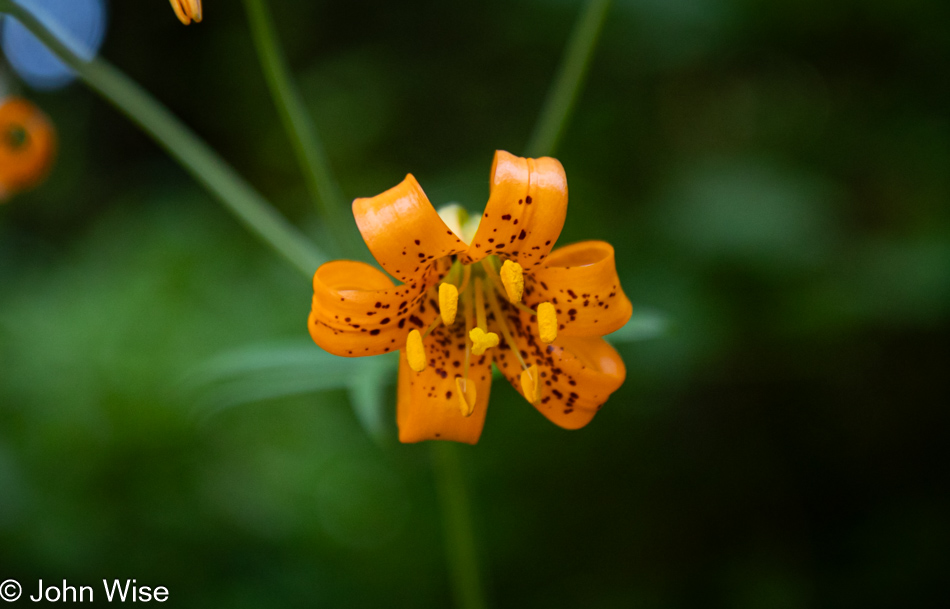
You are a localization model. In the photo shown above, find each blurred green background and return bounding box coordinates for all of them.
[2,0,949,607]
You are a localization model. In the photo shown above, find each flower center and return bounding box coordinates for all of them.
[405,254,558,412]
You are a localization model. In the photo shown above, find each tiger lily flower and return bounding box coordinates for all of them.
[308,151,632,444]
[0,97,56,202]
[169,0,202,25]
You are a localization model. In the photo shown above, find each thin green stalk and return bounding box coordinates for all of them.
[526,0,612,158]
[431,442,488,609]
[0,0,325,277]
[242,0,359,258]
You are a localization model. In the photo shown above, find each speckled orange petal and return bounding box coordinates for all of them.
[492,304,626,430]
[309,260,441,358]
[353,174,469,284]
[0,98,56,201]
[525,241,632,337]
[462,150,567,269]
[396,323,493,444]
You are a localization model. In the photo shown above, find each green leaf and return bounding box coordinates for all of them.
[180,340,362,421]
[347,353,398,443]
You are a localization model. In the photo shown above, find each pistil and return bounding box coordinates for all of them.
[469,277,499,356]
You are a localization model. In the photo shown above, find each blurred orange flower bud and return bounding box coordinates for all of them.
[0,97,57,202]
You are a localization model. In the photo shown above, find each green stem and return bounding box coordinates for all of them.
[0,0,325,277]
[526,0,612,158]
[431,442,487,609]
[242,0,359,258]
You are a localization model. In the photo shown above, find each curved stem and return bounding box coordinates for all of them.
[0,0,325,277]
[526,0,612,158]
[242,0,359,258]
[431,442,488,609]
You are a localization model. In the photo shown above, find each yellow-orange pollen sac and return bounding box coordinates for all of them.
[169,0,203,25]
[438,283,458,325]
[455,377,477,417]
[537,302,558,344]
[406,329,426,372]
[500,259,524,303]
[520,365,542,405]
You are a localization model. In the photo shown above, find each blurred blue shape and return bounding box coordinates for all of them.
[1,0,107,90]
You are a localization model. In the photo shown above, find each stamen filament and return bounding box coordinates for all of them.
[421,314,442,339]
[479,259,508,301]
[474,277,488,331]
[457,264,472,293]
[457,282,477,416]
[462,282,474,380]
[469,278,499,355]
[483,281,529,371]
[444,260,462,286]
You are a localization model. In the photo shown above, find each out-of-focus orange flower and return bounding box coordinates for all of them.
[0,97,56,202]
[308,151,632,444]
[169,0,202,25]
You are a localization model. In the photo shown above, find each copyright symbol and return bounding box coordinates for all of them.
[0,580,21,602]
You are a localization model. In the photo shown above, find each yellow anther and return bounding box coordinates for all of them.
[455,377,477,417]
[537,302,557,344]
[500,259,525,303]
[520,365,542,405]
[439,283,459,325]
[468,327,499,356]
[406,329,426,372]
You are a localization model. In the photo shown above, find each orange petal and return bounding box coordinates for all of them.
[0,98,56,201]
[526,241,632,337]
[462,150,567,269]
[309,260,440,357]
[491,304,626,430]
[396,323,493,444]
[353,174,469,284]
